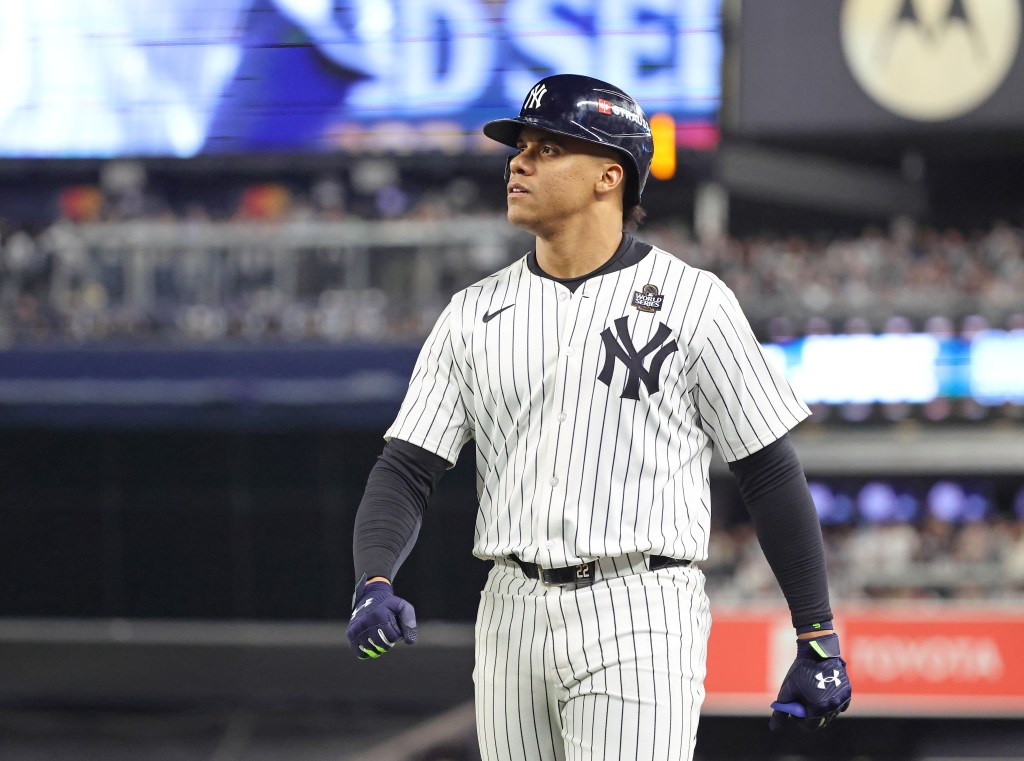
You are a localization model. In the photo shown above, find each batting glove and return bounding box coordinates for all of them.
[346,575,418,660]
[769,632,852,732]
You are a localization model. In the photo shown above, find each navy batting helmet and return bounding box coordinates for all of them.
[483,74,655,207]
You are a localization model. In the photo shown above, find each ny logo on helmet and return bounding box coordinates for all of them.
[524,83,547,110]
[598,316,678,400]
[815,670,843,690]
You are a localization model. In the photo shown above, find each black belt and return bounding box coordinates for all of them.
[509,554,692,588]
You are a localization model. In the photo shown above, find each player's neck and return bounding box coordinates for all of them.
[534,213,624,280]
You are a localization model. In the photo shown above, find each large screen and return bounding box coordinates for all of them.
[764,331,1024,406]
[0,0,722,158]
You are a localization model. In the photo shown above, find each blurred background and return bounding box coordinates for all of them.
[1,0,1023,759]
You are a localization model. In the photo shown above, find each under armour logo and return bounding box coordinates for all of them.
[350,597,373,620]
[815,670,843,690]
[597,316,678,400]
[524,83,547,110]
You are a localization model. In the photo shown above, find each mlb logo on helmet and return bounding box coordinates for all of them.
[598,99,612,114]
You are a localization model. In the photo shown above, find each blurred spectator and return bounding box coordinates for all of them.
[1002,521,1024,586]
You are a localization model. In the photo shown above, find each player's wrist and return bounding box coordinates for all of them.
[795,619,833,637]
[796,632,842,661]
[796,629,834,640]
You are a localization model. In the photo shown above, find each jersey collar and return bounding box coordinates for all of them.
[526,233,653,293]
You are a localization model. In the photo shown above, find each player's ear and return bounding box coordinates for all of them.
[595,160,625,198]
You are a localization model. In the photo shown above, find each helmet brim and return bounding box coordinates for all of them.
[484,117,588,150]
[482,118,526,148]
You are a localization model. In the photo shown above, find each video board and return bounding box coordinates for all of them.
[0,0,721,158]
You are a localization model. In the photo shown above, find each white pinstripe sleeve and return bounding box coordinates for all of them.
[384,301,474,466]
[694,282,810,462]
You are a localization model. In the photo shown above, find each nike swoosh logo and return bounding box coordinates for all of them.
[482,304,515,323]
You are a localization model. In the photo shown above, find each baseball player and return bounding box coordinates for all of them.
[348,74,851,760]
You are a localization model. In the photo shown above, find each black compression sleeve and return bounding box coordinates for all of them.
[727,434,833,628]
[352,438,450,582]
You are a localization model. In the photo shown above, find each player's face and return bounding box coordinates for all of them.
[506,127,622,234]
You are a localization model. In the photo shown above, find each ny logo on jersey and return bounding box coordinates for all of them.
[598,316,678,400]
[524,83,547,109]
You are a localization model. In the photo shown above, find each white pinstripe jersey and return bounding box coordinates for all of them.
[385,236,809,569]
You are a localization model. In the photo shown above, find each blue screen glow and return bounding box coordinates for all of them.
[0,0,722,158]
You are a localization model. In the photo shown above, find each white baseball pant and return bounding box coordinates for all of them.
[474,554,711,761]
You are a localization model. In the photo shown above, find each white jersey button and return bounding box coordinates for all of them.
[557,412,567,422]
[565,347,575,357]
[558,291,568,301]
[549,476,559,487]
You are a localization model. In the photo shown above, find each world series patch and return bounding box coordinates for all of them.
[632,284,664,313]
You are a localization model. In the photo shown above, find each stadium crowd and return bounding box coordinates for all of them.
[706,512,1024,603]
[1,174,1023,346]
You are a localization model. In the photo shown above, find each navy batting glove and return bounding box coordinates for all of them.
[346,575,418,660]
[770,633,852,732]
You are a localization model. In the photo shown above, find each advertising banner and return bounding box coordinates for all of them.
[733,0,1024,135]
[705,606,1024,716]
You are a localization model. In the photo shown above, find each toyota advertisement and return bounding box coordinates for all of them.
[705,607,1024,717]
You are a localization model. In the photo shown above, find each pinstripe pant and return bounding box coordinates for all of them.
[473,556,711,761]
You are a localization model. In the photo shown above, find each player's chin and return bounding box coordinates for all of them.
[506,202,541,232]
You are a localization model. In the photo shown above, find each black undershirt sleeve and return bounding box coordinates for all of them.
[352,438,450,583]
[727,434,833,628]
